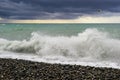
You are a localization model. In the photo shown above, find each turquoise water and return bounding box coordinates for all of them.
[0,23,120,40]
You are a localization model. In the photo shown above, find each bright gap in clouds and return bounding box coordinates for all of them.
[0,12,120,23]
[76,16,120,23]
[6,16,120,23]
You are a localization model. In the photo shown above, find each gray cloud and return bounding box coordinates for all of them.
[0,0,120,19]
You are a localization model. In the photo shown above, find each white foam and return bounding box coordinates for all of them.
[0,28,120,68]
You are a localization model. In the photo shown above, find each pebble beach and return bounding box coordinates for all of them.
[0,58,120,80]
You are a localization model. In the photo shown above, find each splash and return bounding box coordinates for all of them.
[0,28,120,68]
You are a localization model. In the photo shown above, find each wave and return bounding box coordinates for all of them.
[0,28,120,68]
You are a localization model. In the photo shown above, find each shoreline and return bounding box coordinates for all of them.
[0,58,120,80]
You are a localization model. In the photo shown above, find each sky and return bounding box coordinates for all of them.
[0,0,120,23]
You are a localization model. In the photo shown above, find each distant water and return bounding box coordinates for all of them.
[0,23,120,68]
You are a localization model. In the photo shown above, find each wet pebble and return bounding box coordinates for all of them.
[0,58,120,80]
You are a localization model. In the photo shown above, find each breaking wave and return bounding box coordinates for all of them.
[0,28,120,68]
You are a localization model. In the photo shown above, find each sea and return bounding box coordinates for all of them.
[0,23,120,69]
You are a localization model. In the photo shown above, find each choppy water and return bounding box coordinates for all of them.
[0,23,120,69]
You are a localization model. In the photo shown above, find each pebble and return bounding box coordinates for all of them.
[0,58,120,80]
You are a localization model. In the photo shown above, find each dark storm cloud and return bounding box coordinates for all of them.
[0,0,120,19]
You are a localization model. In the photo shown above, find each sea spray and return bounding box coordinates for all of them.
[0,28,120,68]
